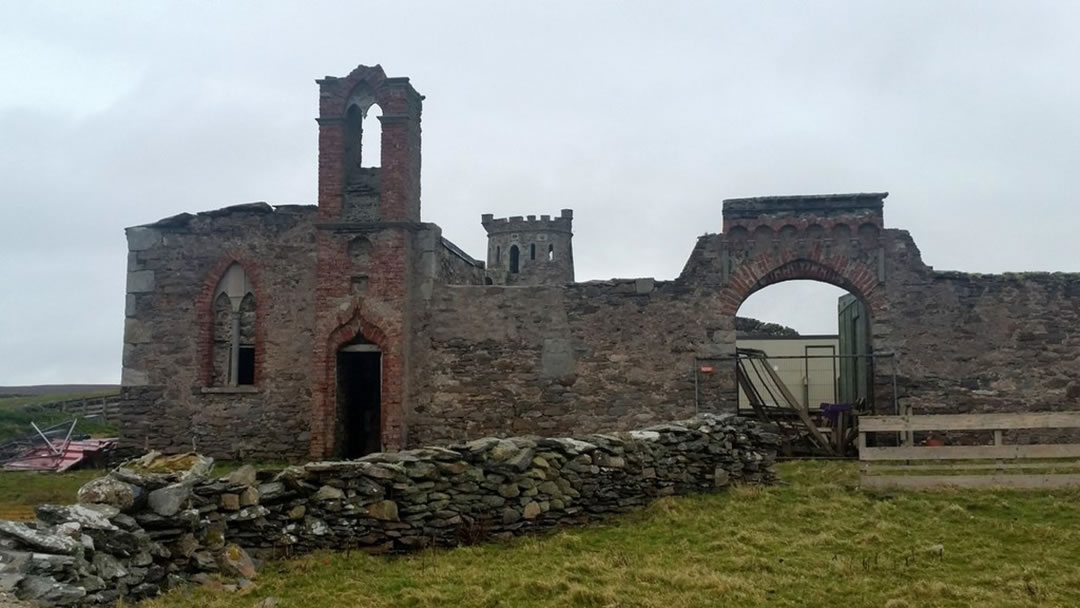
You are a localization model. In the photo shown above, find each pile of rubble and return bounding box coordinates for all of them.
[0,452,256,606]
[0,414,779,606]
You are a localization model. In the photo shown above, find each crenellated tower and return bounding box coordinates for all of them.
[481,209,574,285]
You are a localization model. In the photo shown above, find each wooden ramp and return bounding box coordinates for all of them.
[859,412,1080,489]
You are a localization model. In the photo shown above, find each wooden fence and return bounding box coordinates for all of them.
[858,412,1080,489]
[23,394,121,421]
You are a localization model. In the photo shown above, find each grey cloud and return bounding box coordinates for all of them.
[1,1,1078,382]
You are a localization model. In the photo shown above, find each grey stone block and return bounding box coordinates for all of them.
[121,367,149,386]
[541,338,576,378]
[126,227,162,251]
[634,278,655,294]
[126,270,155,294]
[124,319,151,344]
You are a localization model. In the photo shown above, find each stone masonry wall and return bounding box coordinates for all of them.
[120,203,318,460]
[884,270,1080,414]
[410,279,726,447]
[0,415,778,607]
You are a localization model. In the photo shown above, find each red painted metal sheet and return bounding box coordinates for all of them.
[2,439,117,472]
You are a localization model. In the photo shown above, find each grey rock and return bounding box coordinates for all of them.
[226,465,258,487]
[36,503,120,531]
[257,482,286,501]
[314,485,345,501]
[91,553,128,580]
[0,522,80,555]
[17,576,86,606]
[76,477,145,512]
[147,483,192,517]
[215,544,257,579]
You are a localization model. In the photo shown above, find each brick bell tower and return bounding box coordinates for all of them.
[309,65,423,459]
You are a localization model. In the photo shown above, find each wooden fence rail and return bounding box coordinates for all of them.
[858,412,1080,489]
[23,394,121,421]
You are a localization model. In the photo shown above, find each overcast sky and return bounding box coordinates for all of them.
[2,1,1078,385]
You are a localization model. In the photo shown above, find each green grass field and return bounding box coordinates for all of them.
[131,461,1080,608]
[0,469,102,521]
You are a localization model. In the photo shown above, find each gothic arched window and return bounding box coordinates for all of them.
[211,263,257,386]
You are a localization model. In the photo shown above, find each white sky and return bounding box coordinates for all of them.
[1,1,1078,383]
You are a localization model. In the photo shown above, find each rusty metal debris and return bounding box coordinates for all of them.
[0,418,117,472]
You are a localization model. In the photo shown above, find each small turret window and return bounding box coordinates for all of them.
[530,243,536,260]
[548,244,554,261]
[495,246,501,264]
[509,245,520,273]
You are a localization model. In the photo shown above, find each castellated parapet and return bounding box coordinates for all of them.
[482,209,574,285]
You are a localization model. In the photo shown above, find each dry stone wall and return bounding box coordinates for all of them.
[0,414,778,606]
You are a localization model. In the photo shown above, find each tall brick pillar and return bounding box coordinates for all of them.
[310,65,423,459]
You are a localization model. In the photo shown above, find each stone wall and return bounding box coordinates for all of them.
[0,415,778,607]
[885,270,1080,414]
[120,203,318,461]
[410,279,723,446]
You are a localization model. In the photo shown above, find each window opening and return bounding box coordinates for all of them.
[361,103,382,167]
[509,245,520,273]
[210,263,257,387]
[548,244,554,261]
[237,347,255,386]
[530,243,536,260]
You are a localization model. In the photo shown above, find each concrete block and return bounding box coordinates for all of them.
[126,270,155,294]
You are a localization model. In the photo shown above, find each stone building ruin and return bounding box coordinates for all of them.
[119,63,1080,461]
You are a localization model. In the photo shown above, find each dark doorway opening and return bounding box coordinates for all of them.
[336,347,382,458]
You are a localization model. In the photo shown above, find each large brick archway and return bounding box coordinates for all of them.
[677,192,893,412]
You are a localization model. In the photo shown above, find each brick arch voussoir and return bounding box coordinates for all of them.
[326,300,395,356]
[196,251,264,387]
[732,256,876,306]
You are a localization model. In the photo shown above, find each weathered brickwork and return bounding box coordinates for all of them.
[119,65,1080,461]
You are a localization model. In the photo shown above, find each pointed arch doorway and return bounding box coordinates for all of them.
[337,339,382,458]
